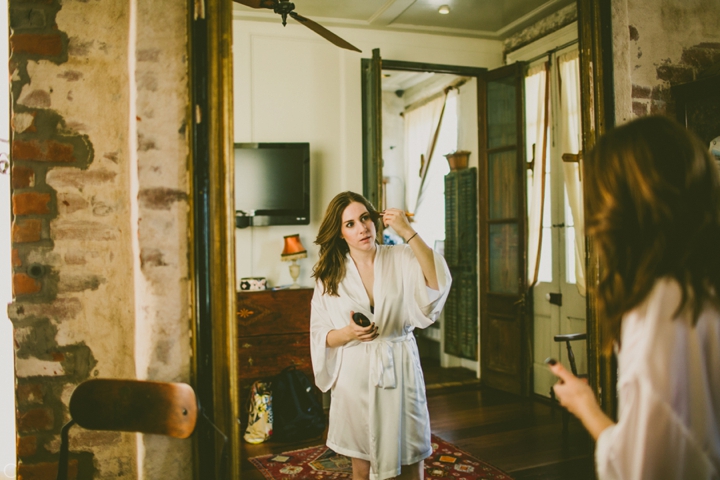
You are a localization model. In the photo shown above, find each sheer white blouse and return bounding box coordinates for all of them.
[596,278,720,479]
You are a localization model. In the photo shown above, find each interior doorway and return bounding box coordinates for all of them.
[380,67,480,383]
[364,56,487,385]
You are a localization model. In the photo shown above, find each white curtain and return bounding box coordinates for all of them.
[412,92,456,249]
[403,94,447,214]
[558,50,586,296]
[526,62,550,287]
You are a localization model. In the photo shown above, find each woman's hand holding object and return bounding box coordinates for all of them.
[381,208,415,241]
[348,310,378,342]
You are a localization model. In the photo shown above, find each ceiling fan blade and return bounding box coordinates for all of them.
[289,12,361,53]
[232,0,276,9]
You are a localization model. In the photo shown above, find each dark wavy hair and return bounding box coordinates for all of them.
[584,115,720,354]
[312,191,381,296]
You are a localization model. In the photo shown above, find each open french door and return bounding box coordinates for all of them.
[478,63,530,395]
[531,51,587,397]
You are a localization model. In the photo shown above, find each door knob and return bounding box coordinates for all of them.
[546,292,562,306]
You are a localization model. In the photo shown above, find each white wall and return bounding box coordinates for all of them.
[0,1,13,474]
[232,18,503,288]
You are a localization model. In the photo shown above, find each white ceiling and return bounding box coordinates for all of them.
[232,0,576,40]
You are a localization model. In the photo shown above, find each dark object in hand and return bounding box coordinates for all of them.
[352,312,371,327]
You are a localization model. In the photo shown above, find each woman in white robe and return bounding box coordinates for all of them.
[310,191,451,480]
[547,116,720,479]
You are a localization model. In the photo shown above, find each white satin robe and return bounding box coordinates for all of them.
[310,244,451,480]
[595,278,720,479]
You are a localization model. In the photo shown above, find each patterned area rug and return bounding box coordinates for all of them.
[249,434,513,479]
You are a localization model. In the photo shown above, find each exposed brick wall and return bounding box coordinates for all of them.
[613,0,720,123]
[8,0,192,477]
[8,1,100,477]
[5,0,149,477]
[631,40,720,118]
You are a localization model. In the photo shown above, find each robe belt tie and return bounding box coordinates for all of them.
[367,333,414,389]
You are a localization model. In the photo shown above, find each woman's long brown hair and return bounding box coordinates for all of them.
[312,191,381,296]
[584,115,720,354]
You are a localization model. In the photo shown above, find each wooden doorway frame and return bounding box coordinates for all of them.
[577,0,617,419]
[189,0,238,478]
[360,52,487,212]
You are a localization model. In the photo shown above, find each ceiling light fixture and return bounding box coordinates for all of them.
[438,5,450,14]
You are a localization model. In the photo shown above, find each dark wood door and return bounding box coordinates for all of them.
[479,63,530,395]
[361,48,383,210]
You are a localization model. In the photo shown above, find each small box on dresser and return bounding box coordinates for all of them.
[236,288,314,425]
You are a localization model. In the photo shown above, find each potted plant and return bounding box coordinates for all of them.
[444,150,471,171]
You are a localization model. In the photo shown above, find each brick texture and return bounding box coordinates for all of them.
[13,192,52,215]
[632,42,720,118]
[17,435,37,457]
[13,273,41,295]
[17,383,44,406]
[12,219,42,243]
[18,460,78,480]
[10,33,63,56]
[12,248,22,267]
[17,408,53,433]
[12,165,35,188]
[9,0,100,477]
[13,139,75,163]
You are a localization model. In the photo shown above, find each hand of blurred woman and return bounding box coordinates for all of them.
[549,360,614,440]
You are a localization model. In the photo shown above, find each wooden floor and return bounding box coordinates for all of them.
[240,366,595,479]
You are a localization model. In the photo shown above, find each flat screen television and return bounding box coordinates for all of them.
[234,142,310,228]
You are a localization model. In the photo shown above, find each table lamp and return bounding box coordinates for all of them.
[281,234,307,289]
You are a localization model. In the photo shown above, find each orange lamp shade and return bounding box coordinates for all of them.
[281,234,307,262]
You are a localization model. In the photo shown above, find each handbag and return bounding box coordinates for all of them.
[271,367,326,442]
[243,380,273,444]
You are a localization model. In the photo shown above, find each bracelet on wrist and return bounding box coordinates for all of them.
[405,232,418,243]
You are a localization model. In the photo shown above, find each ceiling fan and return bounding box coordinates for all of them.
[233,0,362,53]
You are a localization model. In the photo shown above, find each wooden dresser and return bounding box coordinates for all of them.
[236,288,314,417]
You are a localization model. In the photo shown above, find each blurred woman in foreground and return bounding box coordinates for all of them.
[548,116,720,479]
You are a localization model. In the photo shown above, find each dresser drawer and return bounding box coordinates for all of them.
[236,288,313,337]
[235,288,316,426]
[237,332,313,380]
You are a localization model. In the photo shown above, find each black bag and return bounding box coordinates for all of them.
[271,367,326,442]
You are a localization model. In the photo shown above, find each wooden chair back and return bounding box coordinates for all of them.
[57,379,200,480]
[69,379,197,438]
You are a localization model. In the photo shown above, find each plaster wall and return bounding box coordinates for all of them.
[232,18,503,289]
[8,0,191,478]
[503,2,577,57]
[612,0,720,125]
[133,0,192,477]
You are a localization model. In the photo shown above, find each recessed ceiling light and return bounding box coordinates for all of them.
[438,5,450,14]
